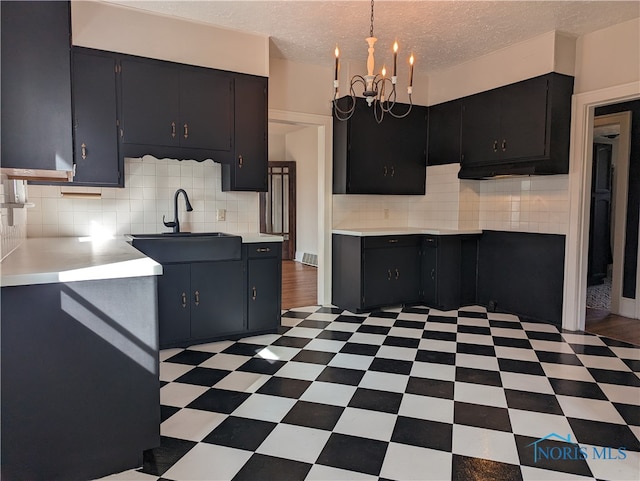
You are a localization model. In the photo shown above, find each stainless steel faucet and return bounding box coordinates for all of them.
[163,189,193,233]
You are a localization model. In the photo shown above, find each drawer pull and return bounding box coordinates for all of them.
[181,292,187,308]
[501,139,507,151]
[390,166,395,177]
[387,269,392,281]
[388,239,399,243]
[194,290,200,306]
[431,268,435,280]
[383,165,388,176]
[395,268,400,280]
[256,247,271,253]
[171,121,176,138]
[239,155,243,168]
[492,140,498,152]
[184,123,189,139]
[81,143,87,160]
[252,287,257,301]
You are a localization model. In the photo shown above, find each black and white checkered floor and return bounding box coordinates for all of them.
[100,305,640,481]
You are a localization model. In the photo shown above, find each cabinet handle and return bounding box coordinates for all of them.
[383,165,388,176]
[256,247,271,253]
[252,287,257,301]
[194,290,200,306]
[390,166,395,177]
[81,143,87,160]
[387,269,392,281]
[181,292,187,308]
[431,268,435,280]
[171,122,176,138]
[493,140,498,152]
[395,268,400,280]
[238,155,243,168]
[501,139,507,151]
[184,123,189,139]
[388,239,399,244]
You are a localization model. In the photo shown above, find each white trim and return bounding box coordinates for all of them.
[268,109,333,306]
[563,81,640,331]
[619,297,636,319]
[593,112,632,316]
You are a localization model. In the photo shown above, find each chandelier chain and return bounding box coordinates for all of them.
[370,0,375,38]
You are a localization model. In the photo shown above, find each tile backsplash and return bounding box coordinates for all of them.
[332,163,570,235]
[26,157,260,238]
[0,176,28,260]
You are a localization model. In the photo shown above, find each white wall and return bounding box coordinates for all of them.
[26,158,259,238]
[71,0,269,76]
[574,18,640,94]
[285,127,319,259]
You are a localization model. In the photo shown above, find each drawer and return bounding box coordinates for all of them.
[245,242,281,259]
[363,235,422,249]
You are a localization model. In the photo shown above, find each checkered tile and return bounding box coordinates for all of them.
[97,306,640,481]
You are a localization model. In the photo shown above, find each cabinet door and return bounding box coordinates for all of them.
[421,237,438,307]
[347,101,388,194]
[428,100,461,165]
[248,257,281,332]
[363,248,397,308]
[226,75,268,191]
[72,50,121,186]
[460,89,501,165]
[385,105,427,195]
[190,261,244,339]
[392,245,422,304]
[121,59,179,147]
[499,76,548,161]
[157,264,191,347]
[1,1,73,172]
[179,69,233,151]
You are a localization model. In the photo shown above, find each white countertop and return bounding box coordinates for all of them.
[1,237,162,288]
[240,233,284,243]
[332,227,483,236]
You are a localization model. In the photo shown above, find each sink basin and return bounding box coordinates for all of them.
[127,232,242,263]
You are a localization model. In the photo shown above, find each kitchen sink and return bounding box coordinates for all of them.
[126,232,242,263]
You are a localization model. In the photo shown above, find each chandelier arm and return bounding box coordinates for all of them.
[373,98,384,124]
[384,96,414,119]
[332,95,357,118]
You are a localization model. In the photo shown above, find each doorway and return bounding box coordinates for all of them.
[260,161,296,260]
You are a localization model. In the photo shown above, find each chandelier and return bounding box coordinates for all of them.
[333,0,414,123]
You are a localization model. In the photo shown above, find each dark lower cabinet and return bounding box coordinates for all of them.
[333,233,477,313]
[157,261,244,348]
[332,234,421,313]
[1,277,159,481]
[421,235,478,311]
[156,243,281,349]
[246,243,282,332]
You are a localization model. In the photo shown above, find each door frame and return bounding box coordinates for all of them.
[260,161,297,260]
[268,109,333,306]
[593,112,632,316]
[563,80,640,331]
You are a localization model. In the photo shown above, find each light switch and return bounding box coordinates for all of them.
[216,209,226,221]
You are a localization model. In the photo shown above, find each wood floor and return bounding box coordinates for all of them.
[585,308,640,346]
[281,261,639,345]
[281,260,317,310]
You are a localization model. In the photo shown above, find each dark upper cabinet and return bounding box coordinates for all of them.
[459,72,574,178]
[222,74,268,192]
[333,98,427,195]
[1,0,73,174]
[71,49,122,186]
[120,56,233,162]
[427,99,462,165]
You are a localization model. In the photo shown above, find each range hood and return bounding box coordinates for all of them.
[458,159,559,180]
[0,167,73,182]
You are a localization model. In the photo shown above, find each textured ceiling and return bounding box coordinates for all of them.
[105,1,640,75]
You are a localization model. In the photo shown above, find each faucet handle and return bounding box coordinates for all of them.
[162,215,177,229]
